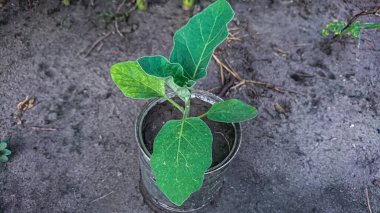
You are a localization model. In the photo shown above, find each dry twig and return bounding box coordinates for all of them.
[207,87,220,92]
[79,32,113,57]
[212,54,242,81]
[364,186,373,213]
[30,126,58,131]
[212,54,300,96]
[231,80,300,95]
[96,42,104,52]
[90,191,115,203]
[115,0,127,37]
[273,48,288,58]
[217,77,235,97]
[227,27,242,42]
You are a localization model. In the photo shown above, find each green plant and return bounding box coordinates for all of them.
[137,0,148,11]
[110,0,257,206]
[62,0,70,6]
[99,10,116,24]
[322,20,380,42]
[183,0,195,10]
[59,15,72,29]
[0,140,11,163]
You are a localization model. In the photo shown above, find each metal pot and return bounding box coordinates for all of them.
[135,90,242,212]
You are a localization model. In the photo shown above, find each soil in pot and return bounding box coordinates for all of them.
[142,97,236,168]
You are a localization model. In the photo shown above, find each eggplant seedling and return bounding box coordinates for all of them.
[0,140,11,163]
[323,20,380,44]
[110,0,257,206]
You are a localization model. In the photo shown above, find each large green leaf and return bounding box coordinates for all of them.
[110,61,166,99]
[137,56,195,100]
[206,99,257,123]
[170,0,234,81]
[150,117,213,206]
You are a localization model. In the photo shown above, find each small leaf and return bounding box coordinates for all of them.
[322,20,345,37]
[345,21,362,38]
[0,155,8,163]
[137,55,189,87]
[1,149,11,156]
[137,0,148,10]
[170,0,234,81]
[138,56,195,101]
[99,10,116,24]
[206,99,257,123]
[110,61,166,99]
[363,22,380,30]
[62,0,70,6]
[0,142,7,150]
[150,117,213,206]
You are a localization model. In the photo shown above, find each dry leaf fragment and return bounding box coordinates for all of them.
[274,102,286,114]
[15,96,36,125]
[0,0,6,8]
[17,96,36,111]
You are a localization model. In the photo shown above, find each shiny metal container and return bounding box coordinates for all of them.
[135,91,242,212]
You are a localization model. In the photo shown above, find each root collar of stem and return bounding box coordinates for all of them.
[164,96,184,113]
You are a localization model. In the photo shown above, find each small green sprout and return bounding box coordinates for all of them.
[59,15,72,29]
[62,0,70,6]
[137,0,148,11]
[183,0,195,10]
[110,0,257,206]
[0,140,12,163]
[322,20,380,42]
[99,10,116,24]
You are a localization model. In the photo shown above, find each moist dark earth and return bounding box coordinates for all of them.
[0,0,379,212]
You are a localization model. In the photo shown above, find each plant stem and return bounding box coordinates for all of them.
[197,112,207,119]
[183,98,191,119]
[164,96,185,113]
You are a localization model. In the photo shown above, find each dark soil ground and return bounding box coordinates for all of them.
[1,0,379,212]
